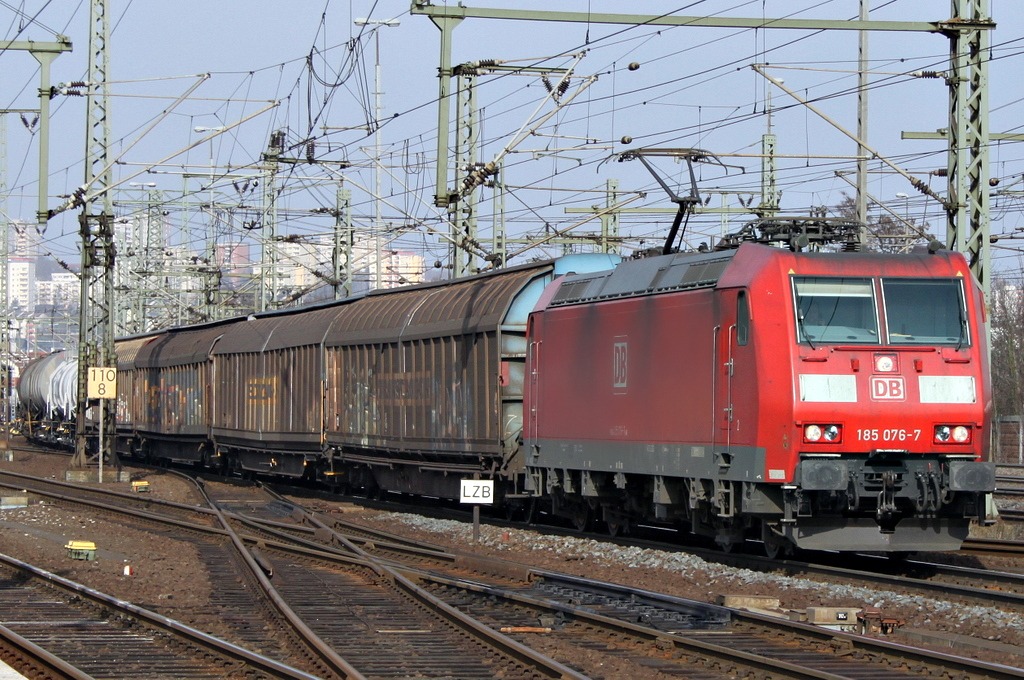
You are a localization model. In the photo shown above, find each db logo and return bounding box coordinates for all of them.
[870,376,906,401]
[613,341,628,391]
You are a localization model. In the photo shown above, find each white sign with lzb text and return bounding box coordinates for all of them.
[460,479,494,505]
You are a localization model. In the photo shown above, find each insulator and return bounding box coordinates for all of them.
[306,141,315,163]
[556,78,570,97]
[541,76,553,93]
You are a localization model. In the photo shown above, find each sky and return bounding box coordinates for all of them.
[3,0,1024,286]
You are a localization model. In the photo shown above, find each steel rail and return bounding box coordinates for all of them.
[192,480,369,680]
[397,565,1024,680]
[0,552,325,680]
[229,511,1024,680]
[959,536,1024,555]
[0,468,219,519]
[224,501,592,680]
[0,621,95,680]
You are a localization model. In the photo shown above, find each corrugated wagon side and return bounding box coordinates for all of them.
[209,308,339,477]
[133,325,226,464]
[115,335,160,455]
[322,256,617,499]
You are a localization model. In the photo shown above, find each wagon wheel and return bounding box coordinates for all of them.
[571,505,592,533]
[522,498,538,525]
[605,519,629,538]
[761,522,787,559]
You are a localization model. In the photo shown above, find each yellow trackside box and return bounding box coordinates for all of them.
[131,481,150,493]
[65,541,96,561]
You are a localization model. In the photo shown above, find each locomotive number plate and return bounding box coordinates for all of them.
[856,428,921,442]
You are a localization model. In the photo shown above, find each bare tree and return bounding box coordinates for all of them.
[989,275,1024,461]
[833,193,934,253]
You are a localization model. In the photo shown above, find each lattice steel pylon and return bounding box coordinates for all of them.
[0,115,9,445]
[454,69,478,277]
[71,0,120,475]
[947,0,991,293]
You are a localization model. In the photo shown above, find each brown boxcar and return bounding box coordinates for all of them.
[131,325,227,464]
[210,307,339,476]
[321,262,556,496]
[115,335,159,454]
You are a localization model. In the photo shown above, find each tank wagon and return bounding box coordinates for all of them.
[18,230,996,554]
[18,350,77,446]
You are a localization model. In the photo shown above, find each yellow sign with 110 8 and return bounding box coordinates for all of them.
[87,367,117,399]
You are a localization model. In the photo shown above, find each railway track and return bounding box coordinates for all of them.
[245,495,1024,680]
[272,483,1024,616]
[5,457,1024,678]
[0,470,350,678]
[1,467,580,679]
[199,479,590,680]
[0,551,321,680]
[0,468,218,526]
[218,484,1024,679]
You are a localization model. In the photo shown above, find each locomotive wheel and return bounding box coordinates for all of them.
[761,522,788,559]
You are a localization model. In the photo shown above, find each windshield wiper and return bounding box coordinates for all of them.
[955,300,967,351]
[797,312,816,349]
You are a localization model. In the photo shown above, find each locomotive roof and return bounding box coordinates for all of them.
[548,248,735,307]
[546,243,972,308]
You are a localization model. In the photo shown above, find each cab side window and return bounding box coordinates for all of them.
[737,290,749,346]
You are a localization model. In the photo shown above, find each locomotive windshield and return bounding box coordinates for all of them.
[882,278,968,346]
[793,277,879,344]
[792,276,969,346]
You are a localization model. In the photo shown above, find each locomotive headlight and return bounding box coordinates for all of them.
[934,425,972,444]
[874,354,897,373]
[803,424,842,443]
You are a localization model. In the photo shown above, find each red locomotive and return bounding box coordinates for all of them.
[524,221,995,554]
